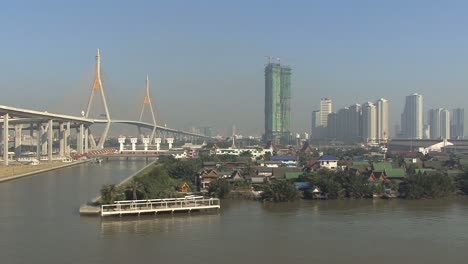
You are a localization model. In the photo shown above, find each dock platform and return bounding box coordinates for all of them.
[100,196,220,217]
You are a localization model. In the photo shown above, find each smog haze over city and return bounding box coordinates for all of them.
[2,0,468,136]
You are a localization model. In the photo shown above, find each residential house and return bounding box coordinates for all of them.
[256,167,273,177]
[229,170,244,181]
[318,155,339,170]
[199,169,219,189]
[270,155,297,167]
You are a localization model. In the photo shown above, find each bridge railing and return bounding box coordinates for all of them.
[101,196,220,214]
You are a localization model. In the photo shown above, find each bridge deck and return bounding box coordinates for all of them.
[101,196,220,216]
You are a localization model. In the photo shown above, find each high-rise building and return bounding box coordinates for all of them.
[440,108,450,139]
[349,104,362,142]
[376,98,389,142]
[429,108,451,139]
[264,62,292,144]
[320,98,332,126]
[429,108,442,139]
[311,110,322,140]
[327,112,338,139]
[451,108,464,139]
[362,102,377,143]
[401,93,423,139]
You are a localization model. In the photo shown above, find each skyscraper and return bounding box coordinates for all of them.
[362,102,376,143]
[264,62,292,144]
[376,98,389,142]
[429,108,442,139]
[401,93,423,139]
[349,104,362,142]
[311,110,322,140]
[451,108,464,139]
[320,98,332,127]
[429,108,451,139]
[440,108,450,139]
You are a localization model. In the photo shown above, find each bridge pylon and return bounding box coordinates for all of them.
[138,75,157,142]
[85,48,111,149]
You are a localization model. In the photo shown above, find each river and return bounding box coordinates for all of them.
[0,160,467,264]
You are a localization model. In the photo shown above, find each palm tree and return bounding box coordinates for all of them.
[126,179,143,200]
[100,184,122,204]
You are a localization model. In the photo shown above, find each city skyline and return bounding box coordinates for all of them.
[2,1,468,135]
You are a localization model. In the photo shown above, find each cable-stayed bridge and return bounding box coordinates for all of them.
[0,49,213,165]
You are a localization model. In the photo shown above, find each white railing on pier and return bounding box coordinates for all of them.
[100,196,220,216]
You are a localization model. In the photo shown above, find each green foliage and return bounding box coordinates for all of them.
[298,152,312,167]
[125,179,144,200]
[208,179,231,198]
[314,173,344,199]
[399,172,454,199]
[406,164,418,175]
[100,184,124,204]
[261,180,300,202]
[456,171,468,194]
[342,173,373,198]
[164,159,202,180]
[135,166,181,199]
[232,180,251,190]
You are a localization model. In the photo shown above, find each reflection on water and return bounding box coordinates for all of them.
[100,212,221,236]
[1,161,468,264]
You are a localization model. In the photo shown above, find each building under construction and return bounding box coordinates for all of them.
[264,61,292,145]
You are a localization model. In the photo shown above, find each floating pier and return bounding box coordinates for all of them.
[100,196,220,217]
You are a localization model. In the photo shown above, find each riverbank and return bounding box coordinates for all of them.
[0,160,90,183]
[80,160,158,215]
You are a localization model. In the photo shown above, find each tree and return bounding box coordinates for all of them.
[208,179,231,199]
[399,172,454,199]
[126,179,144,200]
[342,173,373,198]
[100,184,123,204]
[261,180,300,202]
[457,171,468,194]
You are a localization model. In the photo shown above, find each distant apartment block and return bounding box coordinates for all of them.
[451,108,464,139]
[401,93,423,139]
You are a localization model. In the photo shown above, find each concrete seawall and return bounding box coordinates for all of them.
[0,160,90,183]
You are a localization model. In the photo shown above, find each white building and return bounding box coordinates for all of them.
[214,147,272,159]
[362,102,377,143]
[429,108,450,139]
[440,109,451,140]
[320,98,333,127]
[376,98,389,142]
[318,155,339,170]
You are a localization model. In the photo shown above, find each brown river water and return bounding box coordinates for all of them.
[0,160,467,264]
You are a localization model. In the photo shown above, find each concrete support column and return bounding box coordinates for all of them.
[36,123,42,160]
[155,138,161,151]
[142,138,149,151]
[65,122,70,156]
[167,138,174,150]
[3,114,9,166]
[14,124,22,158]
[41,125,47,155]
[59,123,64,157]
[47,119,53,161]
[118,137,126,153]
[84,126,89,153]
[77,124,84,154]
[130,137,137,151]
[29,123,34,147]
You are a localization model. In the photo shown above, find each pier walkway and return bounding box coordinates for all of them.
[101,196,220,216]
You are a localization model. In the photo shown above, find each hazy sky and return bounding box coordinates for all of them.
[1,0,468,136]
